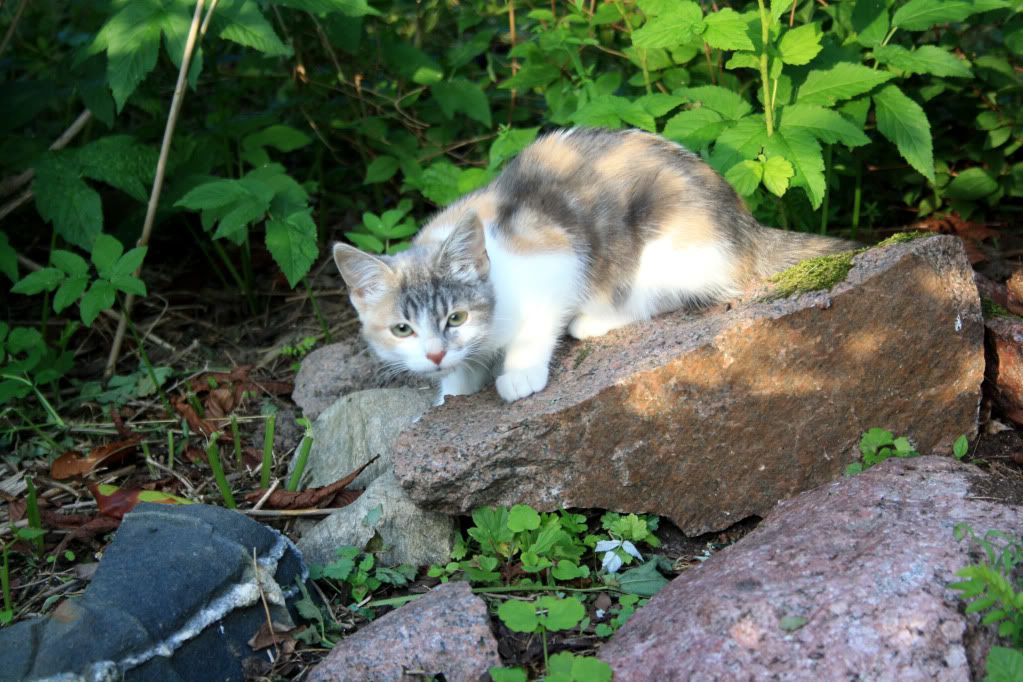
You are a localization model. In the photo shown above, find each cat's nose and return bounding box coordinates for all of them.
[426,350,446,366]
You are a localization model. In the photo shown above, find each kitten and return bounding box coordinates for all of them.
[333,127,853,403]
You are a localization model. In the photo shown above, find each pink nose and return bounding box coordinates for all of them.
[426,350,446,366]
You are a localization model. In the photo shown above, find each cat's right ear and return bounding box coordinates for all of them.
[332,243,395,315]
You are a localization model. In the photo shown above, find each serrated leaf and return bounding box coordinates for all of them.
[80,279,117,326]
[662,109,727,149]
[708,114,768,173]
[91,0,165,111]
[873,45,971,78]
[53,276,90,313]
[892,0,1005,31]
[778,23,823,66]
[766,127,826,208]
[770,0,791,25]
[91,234,124,279]
[12,268,65,295]
[632,1,704,49]
[986,646,1023,682]
[780,103,869,148]
[272,0,381,16]
[797,62,894,106]
[852,0,890,47]
[266,210,319,287]
[945,168,998,200]
[725,160,763,196]
[572,95,656,132]
[176,179,250,210]
[345,232,385,253]
[72,135,158,202]
[873,84,934,182]
[243,125,312,156]
[489,127,540,169]
[51,250,89,278]
[635,93,685,117]
[726,52,760,70]
[215,0,292,56]
[416,161,464,206]
[33,156,103,250]
[678,85,753,120]
[112,247,147,277]
[0,233,17,283]
[364,156,399,184]
[762,156,795,196]
[431,79,492,127]
[703,8,755,51]
[212,200,268,241]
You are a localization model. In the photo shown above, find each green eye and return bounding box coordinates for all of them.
[447,311,468,327]
[391,323,414,337]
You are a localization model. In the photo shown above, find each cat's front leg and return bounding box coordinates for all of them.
[495,331,557,402]
[436,361,491,405]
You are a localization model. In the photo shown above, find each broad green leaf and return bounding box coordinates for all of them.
[416,161,463,206]
[766,127,826,208]
[635,93,685,118]
[851,0,890,47]
[572,95,656,132]
[633,2,704,49]
[985,646,1023,682]
[872,84,934,182]
[892,0,1006,31]
[112,247,148,277]
[708,114,768,173]
[91,233,124,279]
[91,0,164,111]
[872,45,971,78]
[212,200,268,241]
[446,29,497,69]
[572,656,613,682]
[266,210,319,287]
[726,52,760,71]
[345,232,385,253]
[160,6,203,87]
[500,62,560,90]
[489,128,539,169]
[618,560,669,596]
[778,24,823,66]
[53,276,89,313]
[364,156,399,184]
[50,250,89,278]
[109,274,147,296]
[431,79,492,127]
[780,104,869,148]
[0,233,17,283]
[702,8,755,51]
[242,125,312,166]
[662,109,727,149]
[72,135,158,202]
[769,0,792,25]
[12,268,64,295]
[677,85,752,120]
[215,0,292,56]
[762,156,795,196]
[945,168,998,200]
[80,279,117,326]
[507,504,541,532]
[33,156,103,250]
[176,179,251,210]
[725,160,763,197]
[797,62,894,106]
[271,0,381,16]
[497,600,539,633]
[456,168,493,194]
[488,668,528,682]
[953,434,969,459]
[537,596,586,631]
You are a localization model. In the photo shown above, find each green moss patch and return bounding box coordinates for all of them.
[982,297,1016,319]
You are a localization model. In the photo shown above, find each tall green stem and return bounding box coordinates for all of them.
[757,0,774,136]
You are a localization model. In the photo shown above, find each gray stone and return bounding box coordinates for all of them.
[0,503,309,682]
[306,581,500,682]
[297,471,455,567]
[292,340,426,420]
[600,456,1023,681]
[394,235,985,535]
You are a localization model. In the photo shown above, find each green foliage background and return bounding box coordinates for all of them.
[1,0,1022,416]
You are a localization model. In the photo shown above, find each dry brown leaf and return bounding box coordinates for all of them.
[173,397,215,436]
[51,435,143,480]
[244,456,378,510]
[248,621,301,652]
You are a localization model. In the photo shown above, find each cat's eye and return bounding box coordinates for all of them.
[391,323,414,337]
[447,311,468,327]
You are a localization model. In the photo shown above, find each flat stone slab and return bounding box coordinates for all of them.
[599,456,1023,680]
[306,581,500,682]
[394,235,984,534]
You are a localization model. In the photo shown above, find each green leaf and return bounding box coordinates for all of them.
[892,0,1006,31]
[364,156,399,184]
[212,200,268,241]
[769,0,792,25]
[780,104,870,148]
[498,600,539,633]
[725,160,763,197]
[618,559,669,596]
[72,135,158,202]
[725,51,760,71]
[779,615,808,631]
[572,96,656,132]
[537,596,586,631]
[489,127,540,169]
[872,84,935,182]
[176,179,251,210]
[488,667,528,682]
[703,8,755,51]
[272,0,381,16]
[33,156,103,250]
[91,233,124,279]
[91,0,164,111]
[416,161,463,206]
[0,232,17,283]
[873,45,971,78]
[797,62,894,106]
[663,109,727,149]
[985,646,1023,682]
[12,268,65,295]
[766,127,826,208]
[945,168,998,200]
[852,0,890,47]
[109,274,147,296]
[215,0,292,56]
[507,504,541,532]
[953,434,969,460]
[112,247,148,277]
[860,427,894,454]
[80,279,117,326]
[345,232,385,253]
[571,656,614,682]
[778,24,823,66]
[762,156,795,197]
[632,1,704,49]
[635,93,685,118]
[53,277,89,313]
[678,85,752,120]
[242,125,312,167]
[708,115,768,173]
[266,210,319,287]
[50,250,89,278]
[431,79,492,127]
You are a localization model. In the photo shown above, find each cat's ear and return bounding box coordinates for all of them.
[332,243,395,315]
[438,212,489,280]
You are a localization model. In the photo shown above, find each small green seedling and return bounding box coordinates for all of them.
[845,427,919,476]
[953,434,969,461]
[287,417,314,492]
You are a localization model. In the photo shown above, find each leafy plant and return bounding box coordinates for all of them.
[845,427,919,475]
[954,434,970,461]
[309,546,417,605]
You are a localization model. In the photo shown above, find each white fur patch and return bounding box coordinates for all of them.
[622,237,737,319]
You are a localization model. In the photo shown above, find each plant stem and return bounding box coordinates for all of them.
[304,278,332,343]
[230,415,242,466]
[167,429,175,469]
[820,144,832,235]
[4,376,64,428]
[541,627,549,669]
[206,433,237,509]
[1,542,11,617]
[25,477,43,555]
[287,434,314,492]
[757,0,775,136]
[261,413,276,489]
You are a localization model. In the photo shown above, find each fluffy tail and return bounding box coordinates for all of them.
[748,225,858,279]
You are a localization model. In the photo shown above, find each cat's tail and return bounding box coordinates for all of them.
[747,224,858,280]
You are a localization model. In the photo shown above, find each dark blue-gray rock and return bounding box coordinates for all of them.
[0,503,309,681]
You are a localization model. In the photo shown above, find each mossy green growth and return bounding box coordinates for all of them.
[982,297,1016,319]
[768,231,934,298]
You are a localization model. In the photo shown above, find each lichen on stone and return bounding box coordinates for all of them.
[873,231,931,248]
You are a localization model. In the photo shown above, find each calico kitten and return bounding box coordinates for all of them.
[333,127,853,403]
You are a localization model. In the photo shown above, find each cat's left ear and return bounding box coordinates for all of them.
[438,212,489,280]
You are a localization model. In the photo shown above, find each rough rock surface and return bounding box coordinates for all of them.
[395,235,985,534]
[0,504,308,682]
[292,340,426,420]
[306,581,500,682]
[298,471,455,567]
[985,315,1023,425]
[600,456,1023,681]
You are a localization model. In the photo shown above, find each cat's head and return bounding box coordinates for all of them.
[332,213,494,378]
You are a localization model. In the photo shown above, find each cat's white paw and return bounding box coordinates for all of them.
[440,365,489,399]
[496,364,549,402]
[568,314,616,339]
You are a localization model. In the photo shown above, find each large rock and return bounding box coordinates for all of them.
[985,315,1023,425]
[394,235,984,534]
[306,581,500,682]
[599,456,1023,680]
